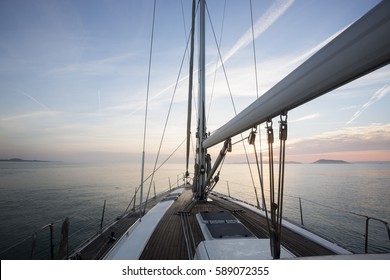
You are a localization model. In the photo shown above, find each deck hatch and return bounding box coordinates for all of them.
[200,211,236,223]
[197,211,256,240]
[206,223,255,239]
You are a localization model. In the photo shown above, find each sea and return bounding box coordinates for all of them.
[0,161,389,259]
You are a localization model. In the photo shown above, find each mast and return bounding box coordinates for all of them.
[196,0,207,200]
[185,0,196,180]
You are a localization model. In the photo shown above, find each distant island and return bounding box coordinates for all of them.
[0,158,50,162]
[312,159,350,164]
[227,161,302,164]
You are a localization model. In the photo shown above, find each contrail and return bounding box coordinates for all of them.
[222,0,295,64]
[21,92,49,110]
[285,25,348,69]
[346,85,389,125]
[98,89,101,113]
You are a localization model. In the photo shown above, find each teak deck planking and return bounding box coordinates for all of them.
[73,187,335,259]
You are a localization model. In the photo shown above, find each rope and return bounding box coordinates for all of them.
[265,114,288,259]
[145,1,196,212]
[276,114,288,238]
[206,3,258,205]
[266,120,275,218]
[143,137,187,212]
[139,0,157,218]
[122,137,187,216]
[206,4,235,114]
[266,120,281,259]
[250,0,265,210]
[250,0,260,99]
[250,129,270,230]
[206,0,227,125]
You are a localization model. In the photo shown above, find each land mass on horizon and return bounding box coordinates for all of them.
[0,158,51,162]
[312,159,351,164]
[228,159,359,164]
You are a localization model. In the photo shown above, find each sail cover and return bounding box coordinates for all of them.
[203,0,390,149]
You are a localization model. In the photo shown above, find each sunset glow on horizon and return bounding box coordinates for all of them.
[0,0,389,164]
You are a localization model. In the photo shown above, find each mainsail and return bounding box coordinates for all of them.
[203,0,390,149]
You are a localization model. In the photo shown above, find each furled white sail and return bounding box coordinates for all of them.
[203,0,390,149]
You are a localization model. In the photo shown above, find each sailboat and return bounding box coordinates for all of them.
[68,0,390,260]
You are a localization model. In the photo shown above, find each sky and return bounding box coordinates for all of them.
[0,0,389,164]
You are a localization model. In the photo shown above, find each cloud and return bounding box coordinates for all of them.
[346,85,389,125]
[47,52,135,76]
[284,27,348,70]
[288,123,390,155]
[290,113,320,123]
[213,23,354,101]
[0,110,60,122]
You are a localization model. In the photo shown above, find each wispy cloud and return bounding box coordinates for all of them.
[47,52,135,76]
[1,111,59,122]
[290,113,320,123]
[218,24,354,100]
[288,123,390,155]
[128,0,295,112]
[284,26,348,70]
[346,85,389,125]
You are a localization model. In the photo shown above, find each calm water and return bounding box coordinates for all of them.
[0,161,389,259]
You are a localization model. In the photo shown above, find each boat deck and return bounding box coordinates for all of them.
[139,188,336,259]
[72,187,337,259]
[70,189,172,259]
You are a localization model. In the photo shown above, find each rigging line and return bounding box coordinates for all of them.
[266,120,281,259]
[182,0,196,63]
[150,136,187,181]
[286,194,388,221]
[180,0,188,47]
[250,0,260,98]
[204,145,228,195]
[206,3,235,114]
[231,136,248,146]
[276,114,287,236]
[250,0,265,210]
[266,121,275,211]
[123,137,187,216]
[206,3,258,204]
[143,136,187,212]
[233,143,257,207]
[122,190,137,216]
[208,151,227,193]
[146,10,195,209]
[252,139,270,228]
[257,126,265,209]
[139,0,157,219]
[206,0,227,126]
[248,130,260,209]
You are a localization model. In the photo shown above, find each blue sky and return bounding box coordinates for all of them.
[0,0,389,163]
